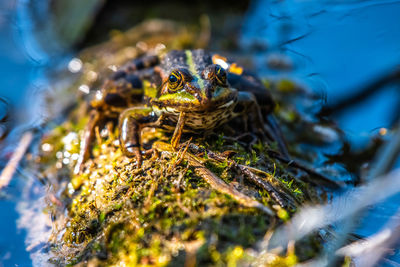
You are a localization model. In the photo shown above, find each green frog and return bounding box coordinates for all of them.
[74,49,288,174]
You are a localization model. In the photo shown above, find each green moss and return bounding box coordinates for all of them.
[32,20,337,266]
[39,100,322,264]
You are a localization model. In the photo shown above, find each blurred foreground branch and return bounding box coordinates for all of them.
[337,207,400,267]
[325,124,400,266]
[0,131,33,190]
[262,167,400,251]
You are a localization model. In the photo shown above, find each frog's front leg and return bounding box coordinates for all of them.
[119,106,159,167]
[235,91,289,159]
[171,111,186,149]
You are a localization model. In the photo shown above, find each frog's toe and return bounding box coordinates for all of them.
[135,156,143,168]
[123,144,142,167]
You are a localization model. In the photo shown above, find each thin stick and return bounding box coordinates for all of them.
[234,163,288,208]
[185,153,274,215]
[0,131,34,190]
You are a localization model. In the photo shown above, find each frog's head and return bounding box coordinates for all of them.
[154,64,237,111]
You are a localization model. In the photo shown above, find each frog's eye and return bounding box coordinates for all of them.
[167,70,184,92]
[214,64,227,86]
[203,64,227,86]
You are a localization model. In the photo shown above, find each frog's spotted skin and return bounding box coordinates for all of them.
[75,49,288,173]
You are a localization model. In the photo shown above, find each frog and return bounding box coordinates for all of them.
[74,49,289,174]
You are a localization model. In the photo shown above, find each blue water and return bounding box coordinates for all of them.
[242,0,400,141]
[0,2,37,111]
[1,0,400,265]
[0,1,39,266]
[0,200,31,267]
[241,0,400,265]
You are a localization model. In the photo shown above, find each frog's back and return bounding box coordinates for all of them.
[160,49,212,75]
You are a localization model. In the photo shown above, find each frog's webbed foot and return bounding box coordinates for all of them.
[235,91,290,160]
[119,106,159,167]
[74,110,102,174]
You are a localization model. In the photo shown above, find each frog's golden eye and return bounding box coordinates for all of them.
[203,64,227,86]
[214,64,227,86]
[167,70,184,92]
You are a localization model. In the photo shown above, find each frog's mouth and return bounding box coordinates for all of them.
[184,81,238,110]
[153,85,238,112]
[192,87,237,112]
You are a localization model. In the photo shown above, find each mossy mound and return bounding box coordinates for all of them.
[32,19,338,266]
[37,89,323,266]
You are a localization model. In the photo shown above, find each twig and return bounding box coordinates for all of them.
[0,99,78,188]
[0,131,34,190]
[235,163,287,208]
[241,165,301,207]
